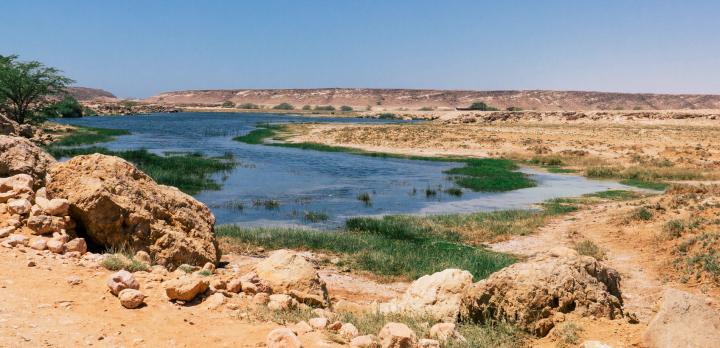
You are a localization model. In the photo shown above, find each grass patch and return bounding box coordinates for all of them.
[49,125,131,146]
[664,219,685,239]
[217,200,579,280]
[574,240,606,260]
[232,124,287,144]
[303,211,329,223]
[584,190,640,201]
[586,165,707,191]
[101,254,149,272]
[46,147,235,195]
[620,179,669,191]
[445,187,463,197]
[632,207,654,221]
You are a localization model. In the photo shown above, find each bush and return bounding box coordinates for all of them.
[301,105,312,110]
[222,100,235,108]
[632,207,653,221]
[664,219,685,239]
[575,240,606,260]
[340,105,353,112]
[506,106,523,111]
[44,96,84,118]
[467,102,499,111]
[237,103,259,109]
[273,103,294,110]
[314,105,335,111]
[419,106,434,111]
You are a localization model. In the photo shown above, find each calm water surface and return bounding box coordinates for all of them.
[57,112,628,228]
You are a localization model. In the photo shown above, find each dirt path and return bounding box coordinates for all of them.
[489,202,664,323]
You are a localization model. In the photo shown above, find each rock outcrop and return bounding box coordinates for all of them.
[254,249,330,307]
[461,251,623,336]
[46,154,219,269]
[0,136,55,188]
[644,289,720,348]
[380,269,473,321]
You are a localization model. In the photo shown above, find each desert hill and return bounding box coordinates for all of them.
[143,88,720,111]
[65,87,117,102]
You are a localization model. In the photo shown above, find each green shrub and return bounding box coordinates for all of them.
[273,103,294,110]
[301,105,312,110]
[633,207,654,221]
[575,240,606,260]
[44,96,84,118]
[314,105,335,111]
[340,105,353,112]
[467,102,499,111]
[237,103,259,109]
[506,106,523,111]
[664,219,685,239]
[222,100,235,108]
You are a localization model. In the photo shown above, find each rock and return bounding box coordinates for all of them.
[27,215,67,235]
[7,198,31,215]
[64,238,87,254]
[202,262,215,273]
[351,335,379,348]
[644,289,720,348]
[0,174,33,203]
[253,292,270,305]
[35,187,47,200]
[227,277,242,293]
[418,339,440,348]
[266,328,303,348]
[339,323,359,339]
[134,251,152,265]
[461,253,623,336]
[163,276,209,301]
[327,321,343,331]
[429,323,464,343]
[46,239,64,254]
[46,154,219,269]
[308,317,328,330]
[378,323,418,348]
[107,270,140,296]
[29,237,48,251]
[268,294,298,311]
[27,260,36,267]
[381,269,472,321]
[0,136,55,187]
[230,271,271,295]
[67,276,83,285]
[118,289,146,309]
[203,292,226,310]
[210,278,227,290]
[0,226,14,238]
[6,234,28,247]
[292,321,313,335]
[254,249,330,307]
[34,196,70,216]
[582,341,612,348]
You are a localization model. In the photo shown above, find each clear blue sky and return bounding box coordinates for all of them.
[1,0,718,98]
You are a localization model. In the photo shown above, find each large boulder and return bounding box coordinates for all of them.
[254,249,330,307]
[644,289,720,348]
[46,154,219,269]
[0,136,55,188]
[380,269,473,321]
[0,113,20,136]
[461,251,623,337]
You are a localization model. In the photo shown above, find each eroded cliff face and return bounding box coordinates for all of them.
[143,88,720,111]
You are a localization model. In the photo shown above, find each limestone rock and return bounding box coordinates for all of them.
[46,154,219,269]
[6,234,28,247]
[266,328,303,348]
[27,215,67,235]
[351,335,379,348]
[107,270,140,296]
[268,294,298,311]
[429,323,465,343]
[253,292,270,305]
[0,136,55,187]
[0,226,15,238]
[118,289,146,309]
[381,268,472,321]
[378,323,418,348]
[582,341,612,348]
[0,174,33,203]
[203,292,226,310]
[64,238,87,254]
[644,289,720,348]
[254,249,330,307]
[461,252,623,337]
[292,321,313,335]
[308,317,328,330]
[46,239,64,253]
[134,250,152,265]
[418,339,440,348]
[163,276,209,301]
[339,323,359,339]
[29,237,48,251]
[34,196,70,216]
[7,198,31,215]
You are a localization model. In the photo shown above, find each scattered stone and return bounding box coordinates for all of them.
[381,268,472,321]
[34,196,70,216]
[27,215,67,235]
[418,339,440,348]
[67,276,83,286]
[6,234,28,247]
[0,136,55,187]
[461,252,623,336]
[134,250,151,265]
[429,323,465,343]
[7,198,31,215]
[582,341,612,348]
[253,292,270,305]
[268,294,298,311]
[163,276,209,301]
[0,226,13,238]
[202,262,215,273]
[236,271,271,295]
[339,323,359,339]
[47,154,219,269]
[254,249,330,307]
[107,270,140,296]
[292,321,313,335]
[210,278,227,290]
[327,321,343,331]
[227,277,242,293]
[378,323,418,348]
[308,317,328,330]
[29,237,48,251]
[204,293,226,310]
[644,288,720,348]
[118,289,146,309]
[266,328,303,348]
[46,239,64,254]
[350,335,379,348]
[64,238,87,254]
[27,260,36,267]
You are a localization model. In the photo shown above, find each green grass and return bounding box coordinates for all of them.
[46,147,235,195]
[574,240,606,260]
[620,179,669,191]
[101,254,149,272]
[234,124,535,193]
[584,190,640,201]
[303,211,329,223]
[50,125,131,146]
[217,199,580,280]
[632,207,654,221]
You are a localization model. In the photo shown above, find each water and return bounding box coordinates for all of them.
[56,112,628,228]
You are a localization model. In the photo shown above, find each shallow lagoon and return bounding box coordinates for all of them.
[57,112,628,227]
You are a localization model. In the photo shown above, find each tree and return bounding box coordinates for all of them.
[222,100,235,108]
[273,102,294,110]
[0,55,74,123]
[467,101,499,111]
[44,96,84,118]
[340,105,353,112]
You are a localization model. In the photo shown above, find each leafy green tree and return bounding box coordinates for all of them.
[467,101,499,111]
[273,102,294,110]
[44,96,84,118]
[314,105,336,111]
[0,55,74,123]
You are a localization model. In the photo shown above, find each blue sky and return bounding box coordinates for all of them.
[1,0,718,98]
